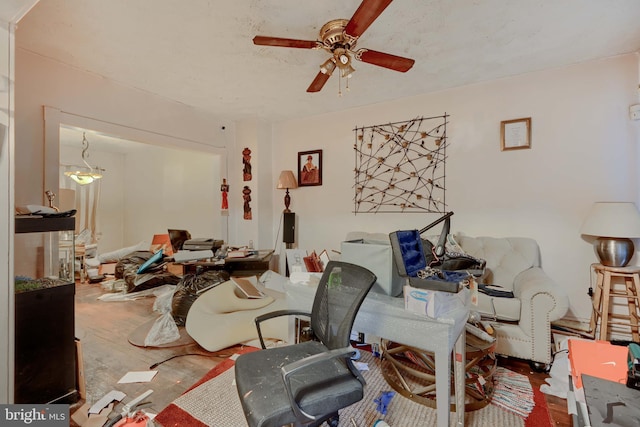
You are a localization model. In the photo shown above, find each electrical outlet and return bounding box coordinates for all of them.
[630,104,640,121]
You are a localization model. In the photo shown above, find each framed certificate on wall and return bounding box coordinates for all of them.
[501,117,531,151]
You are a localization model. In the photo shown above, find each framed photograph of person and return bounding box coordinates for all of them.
[298,149,323,187]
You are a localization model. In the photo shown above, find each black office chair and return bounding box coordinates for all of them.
[234,261,377,427]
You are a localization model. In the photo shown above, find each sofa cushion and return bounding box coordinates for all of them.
[457,236,540,291]
[457,235,541,322]
[476,292,521,322]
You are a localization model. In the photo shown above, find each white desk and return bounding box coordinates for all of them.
[285,282,468,427]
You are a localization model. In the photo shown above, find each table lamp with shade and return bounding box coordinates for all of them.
[580,202,640,267]
[276,170,298,213]
[277,170,298,251]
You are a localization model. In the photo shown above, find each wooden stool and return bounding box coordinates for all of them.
[589,263,640,341]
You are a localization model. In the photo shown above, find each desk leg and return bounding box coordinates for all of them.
[435,347,450,427]
[453,330,466,427]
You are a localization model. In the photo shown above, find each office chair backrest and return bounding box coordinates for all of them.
[310,261,377,350]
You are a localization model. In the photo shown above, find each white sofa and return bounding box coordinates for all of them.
[456,235,568,366]
[341,232,568,366]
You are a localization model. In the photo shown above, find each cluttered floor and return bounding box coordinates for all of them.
[70,280,238,426]
[70,279,571,426]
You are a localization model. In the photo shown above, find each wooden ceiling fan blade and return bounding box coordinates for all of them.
[357,49,415,72]
[344,0,393,38]
[253,36,318,49]
[307,71,332,93]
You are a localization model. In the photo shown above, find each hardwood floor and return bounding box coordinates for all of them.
[71,281,238,424]
[498,357,572,426]
[71,281,572,426]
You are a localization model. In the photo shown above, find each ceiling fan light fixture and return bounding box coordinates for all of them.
[341,63,356,78]
[320,58,336,75]
[333,48,352,67]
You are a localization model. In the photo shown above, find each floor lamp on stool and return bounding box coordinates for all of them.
[580,202,640,267]
[580,202,640,340]
[277,170,297,249]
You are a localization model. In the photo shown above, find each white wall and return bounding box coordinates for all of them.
[14,49,230,211]
[122,144,220,248]
[230,119,275,250]
[15,50,235,255]
[272,54,640,323]
[89,149,125,251]
[0,17,15,406]
[61,142,220,253]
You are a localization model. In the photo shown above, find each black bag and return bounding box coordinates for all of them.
[171,270,230,326]
[420,213,485,275]
[422,238,486,273]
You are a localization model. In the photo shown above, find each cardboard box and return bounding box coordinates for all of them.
[341,238,404,297]
[404,285,469,318]
[166,262,184,276]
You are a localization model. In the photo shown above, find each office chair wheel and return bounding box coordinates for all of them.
[327,416,339,427]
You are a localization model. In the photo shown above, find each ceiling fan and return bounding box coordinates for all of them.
[253,0,415,93]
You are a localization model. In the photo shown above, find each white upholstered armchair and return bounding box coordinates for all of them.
[456,235,569,367]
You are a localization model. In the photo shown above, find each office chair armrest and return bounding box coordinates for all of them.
[280,346,357,423]
[255,309,311,349]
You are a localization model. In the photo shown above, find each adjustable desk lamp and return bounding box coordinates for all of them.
[420,211,454,257]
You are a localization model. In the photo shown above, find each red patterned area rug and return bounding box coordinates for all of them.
[156,347,553,427]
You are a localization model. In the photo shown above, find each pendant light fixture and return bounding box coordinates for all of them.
[64,132,104,185]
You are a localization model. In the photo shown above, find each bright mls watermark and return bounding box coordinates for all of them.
[0,405,68,426]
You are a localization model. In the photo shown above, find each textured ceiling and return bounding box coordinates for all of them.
[15,0,640,123]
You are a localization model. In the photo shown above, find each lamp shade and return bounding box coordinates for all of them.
[64,169,103,185]
[580,202,640,267]
[277,170,297,213]
[276,170,298,190]
[580,202,640,238]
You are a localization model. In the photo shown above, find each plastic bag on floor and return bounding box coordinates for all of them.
[540,336,571,398]
[144,285,180,346]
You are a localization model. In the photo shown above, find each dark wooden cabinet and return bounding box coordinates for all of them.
[14,217,78,404]
[182,249,274,277]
